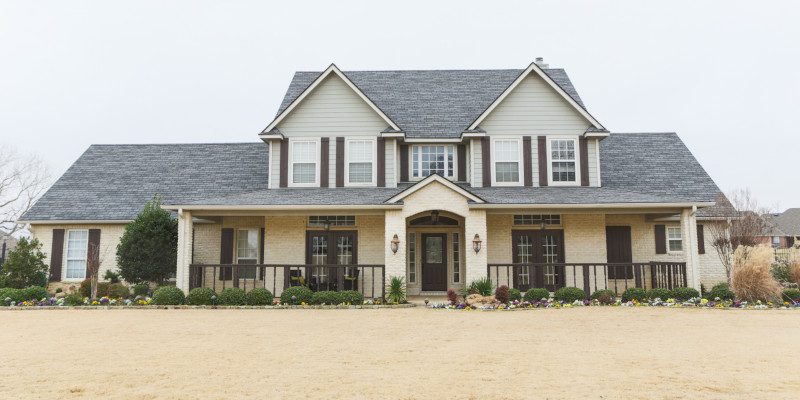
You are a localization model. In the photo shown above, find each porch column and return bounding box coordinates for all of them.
[384,210,406,290]
[681,207,700,290]
[464,209,488,285]
[176,209,193,294]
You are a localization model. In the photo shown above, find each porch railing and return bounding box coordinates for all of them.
[188,264,386,300]
[487,262,687,298]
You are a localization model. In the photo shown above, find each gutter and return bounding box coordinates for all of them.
[469,202,716,210]
[161,204,404,211]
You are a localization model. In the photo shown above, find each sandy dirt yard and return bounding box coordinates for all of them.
[1,308,798,400]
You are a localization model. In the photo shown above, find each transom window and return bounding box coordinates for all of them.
[290,140,318,185]
[549,139,577,183]
[65,230,88,280]
[346,139,375,185]
[667,227,683,252]
[308,216,355,227]
[513,214,561,226]
[411,145,454,179]
[493,139,521,184]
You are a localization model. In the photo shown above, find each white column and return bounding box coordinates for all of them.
[464,209,488,285]
[176,209,193,294]
[384,210,406,289]
[681,207,700,290]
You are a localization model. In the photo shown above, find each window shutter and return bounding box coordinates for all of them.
[522,136,533,186]
[481,137,491,187]
[654,225,667,254]
[537,136,548,186]
[279,139,288,188]
[49,229,65,282]
[399,144,409,182]
[259,228,265,264]
[457,144,466,182]
[697,224,705,254]
[579,137,589,186]
[219,228,234,280]
[336,137,345,187]
[320,137,329,188]
[377,138,385,187]
[87,229,101,279]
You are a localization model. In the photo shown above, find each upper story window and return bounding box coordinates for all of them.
[411,145,454,179]
[492,138,522,185]
[667,227,683,252]
[66,229,88,280]
[346,139,375,185]
[548,138,578,184]
[289,139,319,186]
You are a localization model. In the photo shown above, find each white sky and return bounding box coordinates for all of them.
[1,0,798,209]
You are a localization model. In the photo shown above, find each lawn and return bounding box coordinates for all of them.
[0,308,798,399]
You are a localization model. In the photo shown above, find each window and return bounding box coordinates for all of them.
[493,139,521,184]
[411,145,454,179]
[772,236,782,248]
[513,214,561,226]
[408,233,416,283]
[346,139,375,185]
[308,216,355,227]
[290,140,318,185]
[452,233,460,283]
[667,227,683,252]
[549,138,577,183]
[65,230,88,280]
[236,229,259,279]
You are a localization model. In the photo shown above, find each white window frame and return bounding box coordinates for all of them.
[409,144,456,181]
[490,137,524,187]
[344,137,377,186]
[64,229,89,281]
[667,226,683,253]
[546,136,581,186]
[288,138,321,187]
[236,228,260,280]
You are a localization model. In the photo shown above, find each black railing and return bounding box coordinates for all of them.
[188,264,385,300]
[487,262,687,297]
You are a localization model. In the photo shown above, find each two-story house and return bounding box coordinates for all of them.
[21,60,731,299]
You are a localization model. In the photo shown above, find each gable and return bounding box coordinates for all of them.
[276,74,391,137]
[479,73,592,135]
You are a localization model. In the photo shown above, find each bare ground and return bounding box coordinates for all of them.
[0,307,798,399]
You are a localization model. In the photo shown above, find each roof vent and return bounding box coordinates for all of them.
[535,57,549,69]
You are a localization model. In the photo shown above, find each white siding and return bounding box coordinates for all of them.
[587,138,599,187]
[277,75,388,137]
[479,73,591,136]
[471,139,483,187]
[269,141,280,188]
[384,138,396,187]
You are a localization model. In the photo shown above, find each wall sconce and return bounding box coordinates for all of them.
[323,218,331,231]
[390,234,400,254]
[430,210,440,225]
[472,234,482,254]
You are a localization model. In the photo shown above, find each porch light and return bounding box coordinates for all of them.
[323,218,331,231]
[472,234,482,254]
[390,234,400,254]
[430,210,440,225]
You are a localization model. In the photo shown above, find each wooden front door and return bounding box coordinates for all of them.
[421,233,447,291]
[605,226,633,279]
[511,230,565,292]
[306,231,357,291]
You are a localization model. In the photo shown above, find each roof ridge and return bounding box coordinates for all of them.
[89,142,263,147]
[293,68,565,73]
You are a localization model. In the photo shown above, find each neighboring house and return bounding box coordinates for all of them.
[21,59,732,298]
[762,208,800,248]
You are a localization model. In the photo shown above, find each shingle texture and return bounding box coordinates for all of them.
[22,133,724,221]
[768,208,800,236]
[274,69,586,138]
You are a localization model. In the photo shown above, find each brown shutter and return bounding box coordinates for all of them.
[537,136,548,186]
[49,229,65,282]
[579,137,590,186]
[335,137,344,187]
[377,138,385,187]
[697,224,706,254]
[87,229,101,279]
[259,228,265,264]
[220,228,234,280]
[481,137,491,187]
[320,137,329,188]
[399,144,409,182]
[654,225,667,254]
[279,139,288,188]
[457,144,466,181]
[522,136,533,186]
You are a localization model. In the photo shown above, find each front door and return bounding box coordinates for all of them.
[306,231,357,291]
[511,230,565,292]
[421,233,447,291]
[605,226,633,279]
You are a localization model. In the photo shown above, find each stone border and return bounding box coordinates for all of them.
[1,303,416,311]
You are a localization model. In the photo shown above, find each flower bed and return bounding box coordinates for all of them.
[429,297,800,310]
[1,295,412,309]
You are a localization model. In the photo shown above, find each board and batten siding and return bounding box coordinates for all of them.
[269,141,281,189]
[470,139,483,187]
[384,138,397,187]
[587,138,600,187]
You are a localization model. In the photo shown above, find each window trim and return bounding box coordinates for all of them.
[288,138,321,187]
[409,144,457,181]
[344,137,377,187]
[64,229,89,281]
[546,136,581,187]
[235,228,260,279]
[490,136,524,187]
[666,226,683,253]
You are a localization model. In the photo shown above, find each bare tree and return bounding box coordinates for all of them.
[0,145,50,236]
[87,239,113,299]
[708,188,773,284]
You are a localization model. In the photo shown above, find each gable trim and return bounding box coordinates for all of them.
[467,62,605,131]
[385,174,485,204]
[262,64,401,133]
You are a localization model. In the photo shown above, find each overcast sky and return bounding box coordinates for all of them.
[1,0,797,210]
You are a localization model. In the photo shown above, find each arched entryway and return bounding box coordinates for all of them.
[405,210,466,295]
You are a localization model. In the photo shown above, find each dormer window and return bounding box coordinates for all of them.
[345,138,376,186]
[491,138,522,186]
[548,138,579,185]
[289,139,319,186]
[411,145,454,179]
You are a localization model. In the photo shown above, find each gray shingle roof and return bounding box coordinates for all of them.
[22,133,724,221]
[274,69,586,138]
[768,208,800,236]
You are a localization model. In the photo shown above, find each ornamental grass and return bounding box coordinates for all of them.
[731,245,782,303]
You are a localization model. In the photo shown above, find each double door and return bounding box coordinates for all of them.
[305,231,357,291]
[511,230,565,292]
